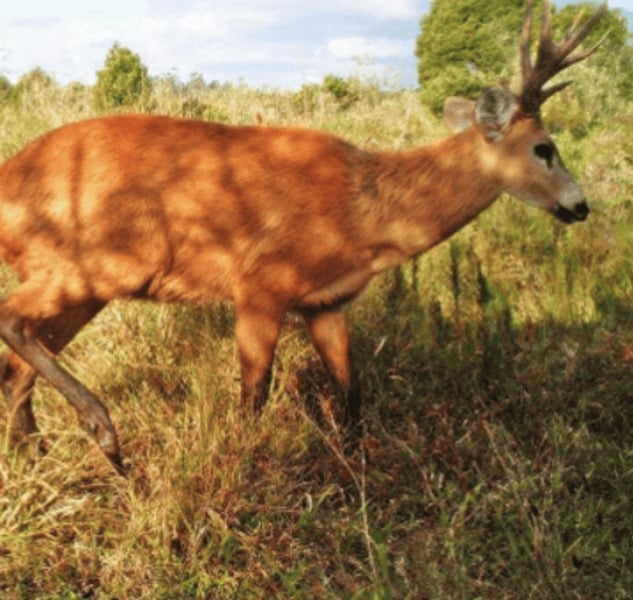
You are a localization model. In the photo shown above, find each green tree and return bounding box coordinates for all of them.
[416,0,633,114]
[94,43,152,111]
[415,0,525,112]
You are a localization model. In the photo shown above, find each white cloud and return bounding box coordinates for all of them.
[327,36,409,60]
[338,0,419,19]
[142,6,276,39]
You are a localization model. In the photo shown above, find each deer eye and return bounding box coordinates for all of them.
[534,143,554,168]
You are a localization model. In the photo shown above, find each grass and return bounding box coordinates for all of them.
[0,78,633,598]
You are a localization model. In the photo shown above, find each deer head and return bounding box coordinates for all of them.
[443,0,605,223]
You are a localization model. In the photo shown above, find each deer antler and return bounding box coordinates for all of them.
[518,0,606,115]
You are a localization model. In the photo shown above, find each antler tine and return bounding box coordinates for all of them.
[565,7,587,41]
[540,80,573,104]
[520,0,535,81]
[534,0,556,76]
[518,0,606,115]
[538,0,553,53]
[557,4,606,67]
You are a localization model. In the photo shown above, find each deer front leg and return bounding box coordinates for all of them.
[302,307,361,433]
[235,300,284,414]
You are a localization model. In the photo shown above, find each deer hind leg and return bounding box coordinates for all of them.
[0,285,122,473]
[234,298,284,414]
[1,352,38,447]
[1,299,106,451]
[301,307,361,434]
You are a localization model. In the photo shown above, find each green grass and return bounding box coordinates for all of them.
[1,80,632,599]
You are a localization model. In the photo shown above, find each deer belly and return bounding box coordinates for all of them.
[296,266,374,309]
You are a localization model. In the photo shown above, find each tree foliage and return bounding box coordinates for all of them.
[415,0,525,112]
[93,43,152,111]
[415,0,633,114]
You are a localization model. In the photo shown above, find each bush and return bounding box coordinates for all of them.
[0,75,13,102]
[292,83,322,115]
[10,68,56,104]
[179,98,229,123]
[93,43,152,112]
[322,74,360,110]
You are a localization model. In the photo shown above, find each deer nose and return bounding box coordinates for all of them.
[574,201,589,221]
[554,200,589,223]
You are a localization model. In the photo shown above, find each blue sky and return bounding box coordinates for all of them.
[0,1,631,90]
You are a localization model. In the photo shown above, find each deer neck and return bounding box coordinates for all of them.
[359,128,502,271]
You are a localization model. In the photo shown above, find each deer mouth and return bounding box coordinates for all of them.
[554,201,589,223]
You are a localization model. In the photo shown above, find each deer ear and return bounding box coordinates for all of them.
[475,87,518,141]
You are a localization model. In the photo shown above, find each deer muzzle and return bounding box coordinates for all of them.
[554,200,589,223]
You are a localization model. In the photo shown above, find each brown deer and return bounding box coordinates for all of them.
[0,0,604,473]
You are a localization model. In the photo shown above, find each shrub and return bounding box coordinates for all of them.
[322,74,360,110]
[11,68,56,104]
[93,43,152,112]
[0,75,13,102]
[292,83,322,115]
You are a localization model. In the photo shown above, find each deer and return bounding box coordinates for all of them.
[0,0,604,474]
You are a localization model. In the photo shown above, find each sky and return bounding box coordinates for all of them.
[0,1,631,90]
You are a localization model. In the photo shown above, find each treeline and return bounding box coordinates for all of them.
[0,42,393,120]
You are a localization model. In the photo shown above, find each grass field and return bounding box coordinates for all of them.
[0,77,632,599]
